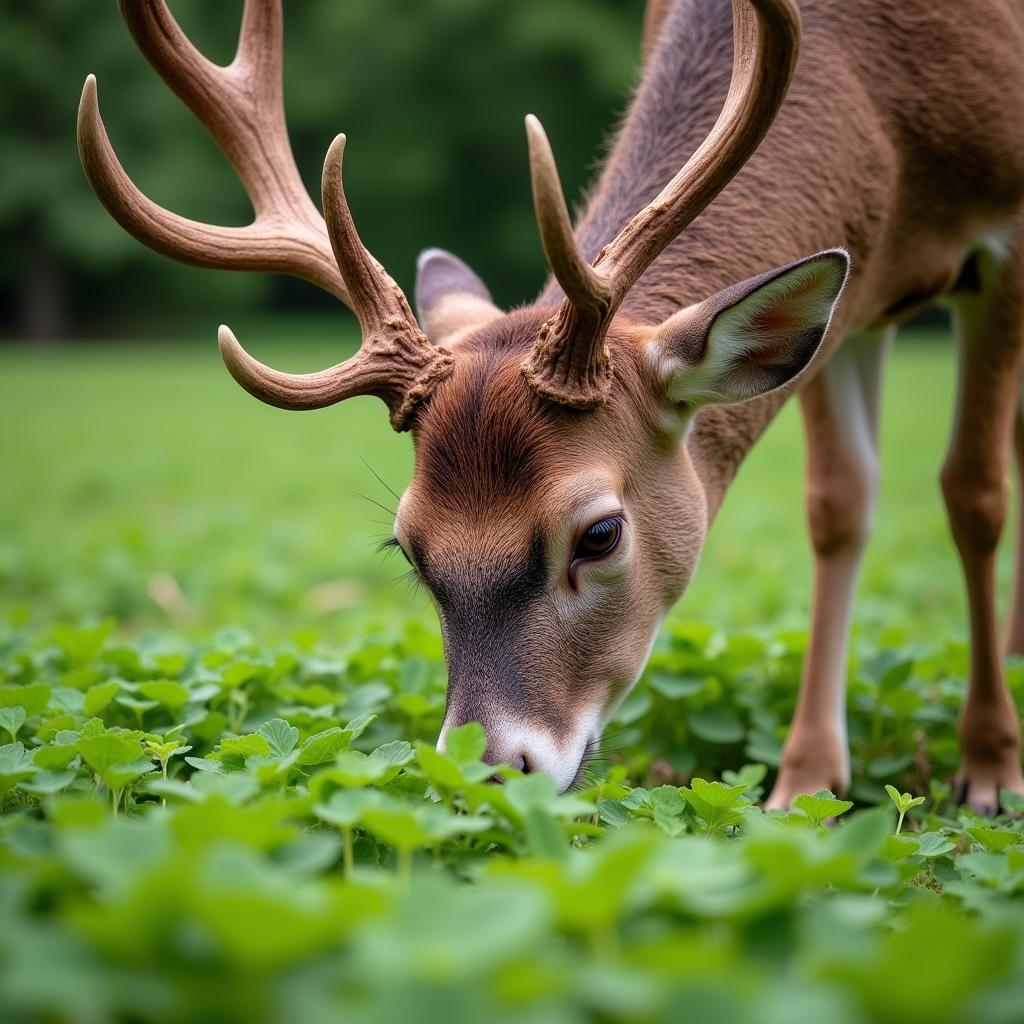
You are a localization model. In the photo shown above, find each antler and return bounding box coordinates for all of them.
[78,0,451,430]
[219,136,453,430]
[522,0,802,408]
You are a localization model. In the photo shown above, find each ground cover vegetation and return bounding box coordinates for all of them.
[2,336,1024,1022]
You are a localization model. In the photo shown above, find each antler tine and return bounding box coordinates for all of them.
[79,0,349,301]
[77,76,344,299]
[599,0,801,298]
[523,0,801,409]
[522,114,616,407]
[321,135,419,332]
[525,115,612,318]
[234,0,282,82]
[219,136,454,430]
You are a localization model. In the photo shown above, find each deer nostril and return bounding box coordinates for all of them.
[517,753,532,774]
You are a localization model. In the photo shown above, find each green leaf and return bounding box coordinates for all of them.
[524,804,567,858]
[445,721,487,763]
[19,769,76,795]
[914,831,957,858]
[314,788,380,828]
[257,718,299,758]
[219,734,271,759]
[0,706,26,740]
[341,710,376,742]
[968,826,1021,853]
[76,729,150,789]
[687,777,748,809]
[32,738,79,770]
[0,742,38,792]
[414,742,466,790]
[0,683,51,717]
[884,783,907,811]
[83,681,120,717]
[649,786,687,836]
[648,673,705,699]
[137,680,191,710]
[999,788,1024,815]
[297,727,350,766]
[793,791,854,827]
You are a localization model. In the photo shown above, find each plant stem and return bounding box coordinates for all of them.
[896,808,906,835]
[342,826,354,878]
[397,846,412,885]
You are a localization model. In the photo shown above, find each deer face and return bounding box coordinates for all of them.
[407,249,849,788]
[396,312,706,789]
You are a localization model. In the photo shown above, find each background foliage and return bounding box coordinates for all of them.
[4,331,1024,1022]
[5,1,1024,1021]
[1,0,643,338]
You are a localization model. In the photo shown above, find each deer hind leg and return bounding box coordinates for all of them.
[1006,391,1024,655]
[765,328,891,810]
[943,238,1024,814]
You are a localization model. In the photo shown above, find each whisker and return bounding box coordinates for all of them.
[348,492,396,518]
[360,456,401,503]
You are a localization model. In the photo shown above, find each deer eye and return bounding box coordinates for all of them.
[572,517,622,563]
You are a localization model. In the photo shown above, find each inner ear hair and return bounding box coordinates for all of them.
[653,249,850,406]
[415,248,502,347]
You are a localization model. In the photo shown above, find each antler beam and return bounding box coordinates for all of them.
[79,0,452,430]
[522,0,802,408]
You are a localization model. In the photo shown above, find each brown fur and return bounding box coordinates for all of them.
[407,0,1024,792]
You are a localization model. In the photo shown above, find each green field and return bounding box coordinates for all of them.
[1,328,1008,635]
[2,330,1024,1023]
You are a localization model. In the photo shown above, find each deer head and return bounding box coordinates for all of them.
[80,0,848,790]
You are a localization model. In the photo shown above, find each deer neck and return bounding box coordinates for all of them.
[557,0,806,520]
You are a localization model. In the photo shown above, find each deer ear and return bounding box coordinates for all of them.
[415,248,502,347]
[651,250,850,406]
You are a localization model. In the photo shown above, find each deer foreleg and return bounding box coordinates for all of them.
[944,237,1024,814]
[1006,391,1024,655]
[765,329,891,809]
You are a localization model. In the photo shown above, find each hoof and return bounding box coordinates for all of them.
[954,766,1024,816]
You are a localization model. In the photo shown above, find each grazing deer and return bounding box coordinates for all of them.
[79,0,1024,811]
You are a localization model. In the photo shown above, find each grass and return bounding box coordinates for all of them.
[2,327,1024,1024]
[1,326,1012,637]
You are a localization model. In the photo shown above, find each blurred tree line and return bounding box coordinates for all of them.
[0,0,644,340]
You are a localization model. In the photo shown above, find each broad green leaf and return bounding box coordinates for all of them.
[414,741,466,790]
[649,786,687,836]
[314,788,381,828]
[219,734,271,759]
[445,721,487,763]
[297,727,350,766]
[968,826,1021,853]
[258,718,299,758]
[32,739,79,770]
[76,730,145,782]
[0,742,38,792]
[999,788,1024,815]
[0,683,51,717]
[138,680,191,710]
[914,831,956,858]
[687,778,748,809]
[524,804,567,858]
[793,791,854,827]
[19,769,76,795]
[0,705,26,740]
[83,681,120,717]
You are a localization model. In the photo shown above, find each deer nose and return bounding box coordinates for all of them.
[435,723,530,772]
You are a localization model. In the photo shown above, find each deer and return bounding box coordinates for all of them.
[78,0,1024,813]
